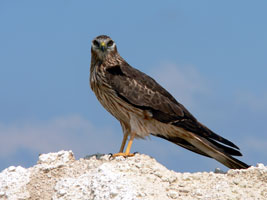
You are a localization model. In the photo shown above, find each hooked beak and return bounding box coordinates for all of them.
[100,42,106,52]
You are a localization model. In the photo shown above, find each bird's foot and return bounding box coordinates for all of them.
[111,152,135,158]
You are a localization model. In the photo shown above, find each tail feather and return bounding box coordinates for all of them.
[222,154,250,169]
[187,132,250,169]
[206,138,242,156]
[152,133,212,158]
[152,131,250,169]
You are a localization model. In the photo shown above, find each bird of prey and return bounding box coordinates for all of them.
[90,35,249,169]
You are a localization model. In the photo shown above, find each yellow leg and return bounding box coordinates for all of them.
[112,132,136,157]
[124,132,135,154]
[119,133,129,153]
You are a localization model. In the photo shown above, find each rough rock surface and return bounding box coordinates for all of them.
[0,151,266,200]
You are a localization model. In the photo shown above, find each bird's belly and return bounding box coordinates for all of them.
[92,85,157,138]
[94,87,131,120]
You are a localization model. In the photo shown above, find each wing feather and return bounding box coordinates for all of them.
[105,62,240,151]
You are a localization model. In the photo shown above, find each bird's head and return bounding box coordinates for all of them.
[91,35,117,60]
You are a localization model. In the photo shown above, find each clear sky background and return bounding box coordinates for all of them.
[0,0,266,172]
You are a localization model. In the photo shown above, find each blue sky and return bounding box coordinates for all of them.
[0,0,266,172]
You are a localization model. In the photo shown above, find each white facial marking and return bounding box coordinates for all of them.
[92,37,116,59]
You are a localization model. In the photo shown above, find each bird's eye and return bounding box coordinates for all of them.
[107,40,114,47]
[93,40,100,47]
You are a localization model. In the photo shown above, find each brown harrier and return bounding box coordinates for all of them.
[90,35,249,169]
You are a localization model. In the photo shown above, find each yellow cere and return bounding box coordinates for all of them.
[101,42,106,46]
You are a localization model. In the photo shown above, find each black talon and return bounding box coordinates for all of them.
[108,153,114,160]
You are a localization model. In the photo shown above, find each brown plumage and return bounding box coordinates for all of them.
[90,35,249,169]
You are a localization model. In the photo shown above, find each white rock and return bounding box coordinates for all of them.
[0,166,30,199]
[0,150,266,200]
